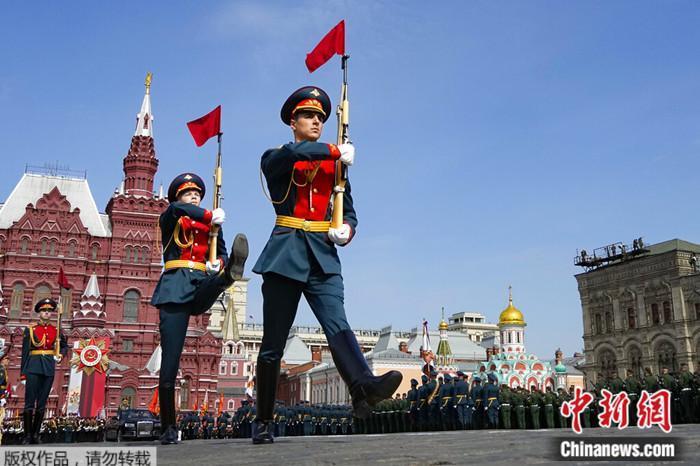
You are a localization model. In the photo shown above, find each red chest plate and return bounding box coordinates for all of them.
[292,160,336,221]
[178,217,211,263]
[32,324,57,350]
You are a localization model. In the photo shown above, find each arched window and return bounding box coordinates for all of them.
[49,240,57,256]
[61,288,72,316]
[605,312,614,333]
[627,308,636,329]
[231,363,238,376]
[651,304,660,325]
[40,238,48,255]
[656,342,677,373]
[0,236,4,252]
[120,387,137,409]
[142,248,149,264]
[598,349,617,380]
[180,379,190,410]
[227,343,234,355]
[123,290,140,322]
[662,301,672,324]
[594,314,602,334]
[91,244,99,260]
[219,362,227,375]
[20,237,29,254]
[10,283,24,318]
[33,285,51,306]
[227,400,235,411]
[132,247,139,264]
[124,246,131,263]
[68,241,77,258]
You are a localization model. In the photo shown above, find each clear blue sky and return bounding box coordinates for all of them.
[2,1,700,358]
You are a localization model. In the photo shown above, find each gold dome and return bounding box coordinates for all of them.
[439,319,449,331]
[498,286,526,326]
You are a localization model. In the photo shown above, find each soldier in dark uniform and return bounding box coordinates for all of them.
[623,369,641,426]
[439,374,454,430]
[678,364,694,423]
[417,375,429,431]
[609,372,624,394]
[453,372,469,430]
[151,173,249,444]
[471,376,483,429]
[407,379,419,432]
[484,373,500,429]
[20,298,68,444]
[512,388,526,429]
[252,87,402,444]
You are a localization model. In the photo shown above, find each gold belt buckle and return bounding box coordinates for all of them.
[188,260,194,268]
[302,220,311,232]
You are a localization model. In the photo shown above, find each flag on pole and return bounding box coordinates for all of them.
[305,20,345,72]
[144,345,162,375]
[58,267,71,290]
[186,106,221,147]
[148,388,160,416]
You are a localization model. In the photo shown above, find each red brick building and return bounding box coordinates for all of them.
[0,78,222,417]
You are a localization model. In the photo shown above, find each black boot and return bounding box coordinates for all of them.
[32,409,45,444]
[252,359,279,445]
[21,410,33,445]
[159,385,179,445]
[328,330,403,419]
[223,234,248,285]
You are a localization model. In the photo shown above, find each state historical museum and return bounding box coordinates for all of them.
[0,79,222,417]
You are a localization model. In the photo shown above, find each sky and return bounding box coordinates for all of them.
[2,1,700,358]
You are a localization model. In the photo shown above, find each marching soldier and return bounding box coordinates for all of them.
[499,384,512,429]
[453,372,470,430]
[678,364,694,423]
[417,374,429,431]
[252,86,402,444]
[608,372,624,394]
[542,386,555,429]
[624,369,641,426]
[527,386,542,430]
[20,298,68,444]
[643,367,659,392]
[151,172,249,444]
[407,379,419,432]
[484,374,500,429]
[471,376,483,429]
[427,371,440,431]
[512,388,526,429]
[555,387,569,429]
[439,374,454,430]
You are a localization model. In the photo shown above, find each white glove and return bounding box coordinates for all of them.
[338,143,355,166]
[54,355,63,363]
[206,259,222,274]
[211,208,226,226]
[0,398,6,407]
[328,224,352,246]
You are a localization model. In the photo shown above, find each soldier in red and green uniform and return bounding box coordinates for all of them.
[20,298,68,444]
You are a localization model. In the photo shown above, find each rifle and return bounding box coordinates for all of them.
[208,133,223,264]
[331,55,350,229]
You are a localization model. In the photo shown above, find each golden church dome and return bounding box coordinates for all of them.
[498,287,526,326]
[439,319,449,331]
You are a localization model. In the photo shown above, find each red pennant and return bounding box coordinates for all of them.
[148,389,160,416]
[187,106,221,147]
[58,267,71,290]
[305,20,345,73]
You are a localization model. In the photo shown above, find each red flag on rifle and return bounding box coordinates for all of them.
[305,20,345,73]
[187,106,221,147]
[58,267,71,290]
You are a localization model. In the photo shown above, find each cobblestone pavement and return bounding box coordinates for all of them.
[121,424,700,465]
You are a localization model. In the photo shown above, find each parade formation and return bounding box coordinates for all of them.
[0,15,698,463]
